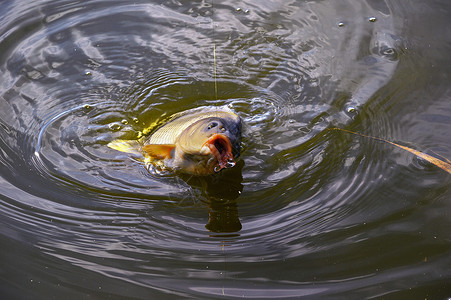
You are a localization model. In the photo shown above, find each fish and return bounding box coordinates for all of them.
[108,106,242,175]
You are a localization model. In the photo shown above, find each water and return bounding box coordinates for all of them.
[1,0,451,298]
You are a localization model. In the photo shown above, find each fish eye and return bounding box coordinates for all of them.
[207,122,218,130]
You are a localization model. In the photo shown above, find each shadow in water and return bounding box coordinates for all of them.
[179,160,244,234]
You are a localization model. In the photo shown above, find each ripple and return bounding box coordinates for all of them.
[3,0,449,299]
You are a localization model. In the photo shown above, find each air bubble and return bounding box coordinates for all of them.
[347,106,357,114]
[121,119,128,125]
[109,123,122,131]
[235,7,249,14]
[369,17,377,22]
[226,160,236,168]
[380,47,398,61]
[383,48,395,55]
[338,22,345,27]
[85,71,92,76]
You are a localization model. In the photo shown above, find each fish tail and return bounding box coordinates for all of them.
[107,139,143,156]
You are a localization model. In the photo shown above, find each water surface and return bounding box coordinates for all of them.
[1,0,451,298]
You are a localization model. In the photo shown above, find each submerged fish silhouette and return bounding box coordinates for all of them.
[108,106,242,175]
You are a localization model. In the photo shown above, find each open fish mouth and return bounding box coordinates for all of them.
[203,133,236,172]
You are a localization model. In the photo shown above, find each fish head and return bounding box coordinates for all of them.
[176,116,241,173]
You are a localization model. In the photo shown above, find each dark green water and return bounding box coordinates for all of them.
[1,0,450,298]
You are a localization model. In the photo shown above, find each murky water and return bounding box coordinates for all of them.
[1,0,451,298]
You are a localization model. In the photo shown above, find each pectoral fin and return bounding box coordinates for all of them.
[142,144,175,159]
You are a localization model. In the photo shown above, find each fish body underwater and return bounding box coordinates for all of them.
[108,106,242,175]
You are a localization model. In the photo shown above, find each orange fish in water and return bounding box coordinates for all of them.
[108,106,242,175]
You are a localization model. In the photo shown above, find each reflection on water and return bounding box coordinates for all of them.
[1,0,451,298]
[181,159,245,233]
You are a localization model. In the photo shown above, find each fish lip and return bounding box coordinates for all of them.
[202,133,235,171]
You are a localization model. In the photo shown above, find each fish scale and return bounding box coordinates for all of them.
[146,107,239,146]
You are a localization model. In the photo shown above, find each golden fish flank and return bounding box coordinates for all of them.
[108,106,242,175]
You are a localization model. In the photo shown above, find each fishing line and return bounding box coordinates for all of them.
[213,45,218,101]
[212,0,218,101]
[328,128,451,174]
[211,0,220,142]
[211,0,227,295]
